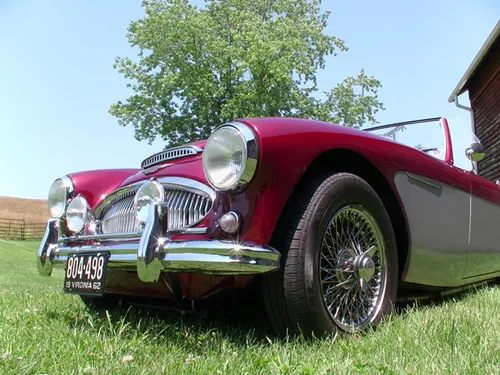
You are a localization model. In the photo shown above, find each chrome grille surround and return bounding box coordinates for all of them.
[96,177,215,235]
[141,145,202,170]
[101,193,141,234]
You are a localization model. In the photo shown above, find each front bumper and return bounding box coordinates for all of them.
[37,203,280,283]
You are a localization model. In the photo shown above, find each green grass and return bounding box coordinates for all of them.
[1,240,500,375]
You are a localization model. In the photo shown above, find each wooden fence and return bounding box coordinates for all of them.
[0,218,46,240]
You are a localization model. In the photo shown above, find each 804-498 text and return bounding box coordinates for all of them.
[66,254,105,281]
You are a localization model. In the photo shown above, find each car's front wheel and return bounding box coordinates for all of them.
[262,172,398,337]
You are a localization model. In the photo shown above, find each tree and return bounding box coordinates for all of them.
[110,0,385,146]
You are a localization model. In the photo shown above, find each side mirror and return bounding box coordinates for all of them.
[465,142,485,162]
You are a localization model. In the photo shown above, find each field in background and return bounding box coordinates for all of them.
[1,240,499,374]
[0,197,48,240]
[0,196,49,223]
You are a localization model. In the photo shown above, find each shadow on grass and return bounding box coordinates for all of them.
[43,296,277,352]
[42,281,498,349]
[394,281,496,316]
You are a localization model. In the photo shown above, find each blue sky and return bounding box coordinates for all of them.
[0,0,498,199]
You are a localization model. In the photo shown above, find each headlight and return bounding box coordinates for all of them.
[134,180,165,223]
[66,195,89,233]
[48,176,74,218]
[202,122,258,191]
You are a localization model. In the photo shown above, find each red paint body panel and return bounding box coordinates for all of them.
[121,155,206,187]
[67,169,140,209]
[467,171,500,205]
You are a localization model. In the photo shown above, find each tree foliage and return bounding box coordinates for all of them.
[110,0,385,146]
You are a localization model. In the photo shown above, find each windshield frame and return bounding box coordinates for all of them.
[363,116,454,165]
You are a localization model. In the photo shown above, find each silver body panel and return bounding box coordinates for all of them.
[397,171,500,287]
[395,172,470,287]
[466,192,500,278]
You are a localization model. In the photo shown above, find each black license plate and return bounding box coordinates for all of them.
[63,252,108,296]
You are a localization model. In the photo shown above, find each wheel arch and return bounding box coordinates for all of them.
[270,148,410,278]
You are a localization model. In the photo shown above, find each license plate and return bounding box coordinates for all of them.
[63,252,108,296]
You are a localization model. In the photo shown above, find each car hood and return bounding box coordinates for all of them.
[119,140,208,187]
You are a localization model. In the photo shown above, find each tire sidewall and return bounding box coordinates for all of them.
[297,174,398,335]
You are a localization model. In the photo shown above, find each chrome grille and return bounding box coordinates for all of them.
[100,186,212,234]
[164,189,212,229]
[101,194,141,234]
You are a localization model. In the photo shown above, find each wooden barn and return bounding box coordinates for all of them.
[448,21,500,181]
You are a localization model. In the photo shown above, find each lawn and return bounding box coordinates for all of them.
[1,240,499,375]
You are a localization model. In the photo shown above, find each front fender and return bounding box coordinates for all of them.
[66,169,140,210]
[226,117,414,245]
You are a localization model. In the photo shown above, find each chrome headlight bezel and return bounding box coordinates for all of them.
[48,176,74,218]
[66,195,91,233]
[133,179,165,223]
[202,122,258,191]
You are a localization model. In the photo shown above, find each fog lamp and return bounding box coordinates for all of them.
[219,211,240,234]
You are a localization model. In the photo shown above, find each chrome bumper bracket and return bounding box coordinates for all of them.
[37,219,59,278]
[137,203,166,283]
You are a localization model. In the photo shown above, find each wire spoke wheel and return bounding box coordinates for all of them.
[262,172,397,337]
[319,204,387,332]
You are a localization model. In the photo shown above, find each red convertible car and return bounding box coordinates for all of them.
[38,116,498,336]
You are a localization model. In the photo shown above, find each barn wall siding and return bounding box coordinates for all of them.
[468,37,500,182]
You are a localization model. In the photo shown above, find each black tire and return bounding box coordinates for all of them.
[262,172,398,337]
[80,294,122,312]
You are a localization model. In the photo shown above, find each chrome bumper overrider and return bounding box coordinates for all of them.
[37,203,280,283]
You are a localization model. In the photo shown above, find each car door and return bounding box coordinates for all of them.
[394,163,472,287]
[465,172,500,278]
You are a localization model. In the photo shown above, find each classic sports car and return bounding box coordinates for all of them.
[38,116,498,336]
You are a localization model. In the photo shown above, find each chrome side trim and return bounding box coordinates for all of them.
[406,172,442,190]
[141,145,202,170]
